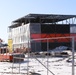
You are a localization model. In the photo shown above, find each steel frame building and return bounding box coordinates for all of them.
[8,14,76,52]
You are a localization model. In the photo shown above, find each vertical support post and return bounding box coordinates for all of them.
[72,37,75,75]
[27,39,29,75]
[62,20,63,24]
[72,18,74,24]
[0,47,1,61]
[66,19,67,24]
[19,54,21,74]
[47,39,49,75]
[12,54,14,75]
[69,18,70,24]
[6,46,7,61]
[35,41,36,52]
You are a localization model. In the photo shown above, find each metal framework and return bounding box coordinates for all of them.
[9,14,76,28]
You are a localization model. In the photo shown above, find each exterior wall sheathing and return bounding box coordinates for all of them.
[30,23,70,52]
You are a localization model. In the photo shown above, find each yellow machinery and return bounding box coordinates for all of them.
[8,39,13,53]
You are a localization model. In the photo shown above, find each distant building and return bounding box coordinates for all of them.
[8,14,76,52]
[0,38,8,53]
[0,38,3,43]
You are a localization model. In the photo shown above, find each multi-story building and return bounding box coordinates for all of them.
[8,14,76,52]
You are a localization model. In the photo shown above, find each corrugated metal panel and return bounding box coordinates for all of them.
[70,25,76,33]
[56,34,70,42]
[41,34,55,38]
[30,23,41,34]
[31,34,41,39]
[41,24,55,33]
[41,24,70,34]
[30,23,70,52]
[31,41,41,52]
[41,43,47,51]
[31,33,70,42]
[56,25,70,33]
[70,33,76,41]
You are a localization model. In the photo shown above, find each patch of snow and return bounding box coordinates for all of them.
[0,53,76,75]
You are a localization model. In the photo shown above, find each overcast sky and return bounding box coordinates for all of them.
[0,0,76,43]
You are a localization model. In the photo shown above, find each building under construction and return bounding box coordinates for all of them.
[8,14,76,52]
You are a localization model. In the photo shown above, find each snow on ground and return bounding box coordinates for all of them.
[0,55,76,75]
